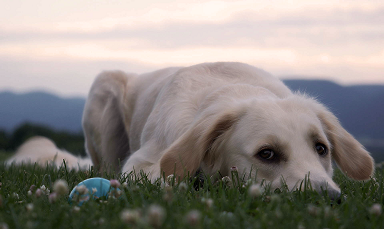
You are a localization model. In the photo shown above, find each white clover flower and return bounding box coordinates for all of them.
[307,204,319,217]
[221,176,232,187]
[162,186,173,202]
[297,223,305,229]
[39,185,50,195]
[26,203,34,212]
[166,174,175,185]
[35,189,42,198]
[185,210,201,227]
[12,193,19,199]
[40,185,46,191]
[219,211,234,219]
[122,182,128,188]
[369,203,382,216]
[108,188,123,199]
[147,204,166,228]
[178,182,188,192]
[248,184,263,198]
[98,218,105,225]
[49,193,57,203]
[206,198,214,209]
[110,179,121,189]
[116,190,123,198]
[27,190,32,196]
[162,193,172,203]
[79,195,90,202]
[160,181,169,189]
[76,185,88,195]
[29,185,36,192]
[201,198,214,209]
[120,209,141,225]
[72,206,80,213]
[230,166,238,172]
[53,179,69,196]
[222,176,231,183]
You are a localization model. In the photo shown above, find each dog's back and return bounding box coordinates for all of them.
[6,136,92,169]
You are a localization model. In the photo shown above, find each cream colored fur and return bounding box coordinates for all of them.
[6,136,92,170]
[7,62,374,195]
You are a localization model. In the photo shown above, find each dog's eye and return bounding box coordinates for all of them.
[258,149,275,160]
[315,143,328,156]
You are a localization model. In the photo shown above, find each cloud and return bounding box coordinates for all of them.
[1,5,383,66]
[0,0,383,96]
[0,57,157,97]
[1,5,383,50]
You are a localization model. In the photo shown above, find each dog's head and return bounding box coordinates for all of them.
[160,93,374,197]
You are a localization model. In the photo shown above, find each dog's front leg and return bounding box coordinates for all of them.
[122,143,163,182]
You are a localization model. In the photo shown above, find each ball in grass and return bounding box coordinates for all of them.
[68,177,121,205]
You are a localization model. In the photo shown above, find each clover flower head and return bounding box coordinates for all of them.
[35,189,42,198]
[185,210,201,227]
[76,185,88,195]
[147,204,166,228]
[248,184,263,198]
[53,179,69,196]
[39,185,50,195]
[110,179,121,189]
[178,182,188,192]
[26,203,34,212]
[369,203,382,216]
[49,193,57,203]
[120,209,141,225]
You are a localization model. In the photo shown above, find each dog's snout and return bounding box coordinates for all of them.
[290,178,341,200]
[315,180,341,201]
[322,188,341,201]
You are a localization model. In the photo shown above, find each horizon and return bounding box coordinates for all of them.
[1,0,383,97]
[1,77,383,99]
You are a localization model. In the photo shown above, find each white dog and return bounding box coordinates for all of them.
[7,62,374,197]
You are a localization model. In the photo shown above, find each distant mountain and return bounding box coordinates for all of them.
[283,80,384,140]
[0,91,85,133]
[1,80,384,140]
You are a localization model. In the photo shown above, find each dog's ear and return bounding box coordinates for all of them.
[159,107,242,178]
[317,106,374,180]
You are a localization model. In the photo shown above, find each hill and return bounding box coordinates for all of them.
[283,80,384,140]
[3,80,383,140]
[0,91,85,133]
[0,80,383,160]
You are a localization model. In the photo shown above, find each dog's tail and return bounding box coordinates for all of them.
[5,136,92,170]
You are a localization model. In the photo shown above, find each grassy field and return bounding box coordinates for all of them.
[0,160,383,229]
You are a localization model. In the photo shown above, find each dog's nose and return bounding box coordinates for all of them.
[311,180,341,202]
[323,188,341,201]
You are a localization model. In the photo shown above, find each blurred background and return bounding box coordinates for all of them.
[0,0,383,161]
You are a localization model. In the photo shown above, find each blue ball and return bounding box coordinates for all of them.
[68,177,119,205]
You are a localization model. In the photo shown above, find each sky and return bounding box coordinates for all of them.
[1,0,383,97]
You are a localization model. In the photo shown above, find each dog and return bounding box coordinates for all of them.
[7,62,374,197]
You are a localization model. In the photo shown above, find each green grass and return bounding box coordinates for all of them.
[0,151,10,162]
[0,161,383,229]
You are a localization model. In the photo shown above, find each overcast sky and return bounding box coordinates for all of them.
[1,0,383,97]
